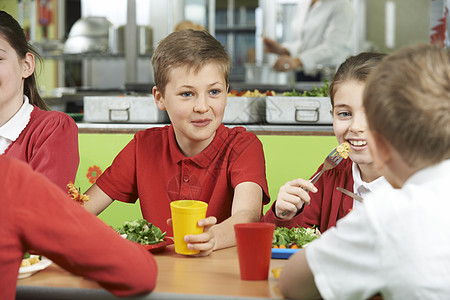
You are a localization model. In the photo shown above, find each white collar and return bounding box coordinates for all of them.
[352,162,392,199]
[0,95,34,141]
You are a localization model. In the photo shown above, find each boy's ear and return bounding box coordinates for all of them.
[153,86,166,111]
[22,52,35,79]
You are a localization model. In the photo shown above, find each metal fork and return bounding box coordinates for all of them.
[280,147,344,216]
[309,148,344,184]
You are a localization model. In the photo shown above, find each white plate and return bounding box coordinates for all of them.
[18,255,52,279]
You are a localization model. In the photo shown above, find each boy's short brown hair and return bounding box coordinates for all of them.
[151,29,230,96]
[364,43,450,168]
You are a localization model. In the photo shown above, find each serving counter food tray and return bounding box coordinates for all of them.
[222,96,266,124]
[266,96,332,124]
[83,95,169,123]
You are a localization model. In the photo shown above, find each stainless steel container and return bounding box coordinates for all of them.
[83,96,169,123]
[108,25,152,55]
[223,97,266,124]
[244,64,295,85]
[108,25,125,54]
[266,96,332,124]
[63,17,113,54]
[138,26,153,55]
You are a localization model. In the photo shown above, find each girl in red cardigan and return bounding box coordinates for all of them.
[262,52,393,232]
[0,11,79,190]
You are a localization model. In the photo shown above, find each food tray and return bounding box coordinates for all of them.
[223,96,266,124]
[83,95,169,123]
[271,248,301,259]
[266,96,332,124]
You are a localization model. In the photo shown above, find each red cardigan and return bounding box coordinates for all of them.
[262,158,354,232]
[0,156,157,299]
[4,106,79,190]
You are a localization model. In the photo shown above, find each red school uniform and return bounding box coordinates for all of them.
[96,124,270,235]
[0,156,157,300]
[262,158,354,232]
[4,106,79,191]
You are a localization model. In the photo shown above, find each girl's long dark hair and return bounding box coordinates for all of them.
[0,10,49,110]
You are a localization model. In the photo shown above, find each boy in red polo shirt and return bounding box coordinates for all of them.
[84,30,270,256]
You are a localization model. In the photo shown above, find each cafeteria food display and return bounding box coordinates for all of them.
[280,81,329,97]
[116,219,166,245]
[80,84,332,125]
[266,81,332,124]
[83,96,170,124]
[66,182,89,204]
[224,89,275,124]
[227,89,276,97]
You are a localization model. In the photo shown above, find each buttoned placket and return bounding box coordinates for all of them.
[179,160,192,200]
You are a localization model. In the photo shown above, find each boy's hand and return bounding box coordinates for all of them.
[183,216,218,257]
[275,178,318,219]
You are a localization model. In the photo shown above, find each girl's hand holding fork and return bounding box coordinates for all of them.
[275,178,318,220]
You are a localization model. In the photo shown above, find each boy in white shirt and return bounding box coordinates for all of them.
[278,43,450,300]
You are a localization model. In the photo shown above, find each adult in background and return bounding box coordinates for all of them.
[264,0,354,81]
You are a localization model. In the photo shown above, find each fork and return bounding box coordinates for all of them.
[309,147,344,184]
[280,147,344,216]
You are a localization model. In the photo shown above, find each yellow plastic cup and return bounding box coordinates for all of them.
[170,200,208,255]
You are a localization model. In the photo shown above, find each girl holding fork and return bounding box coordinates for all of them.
[262,52,392,232]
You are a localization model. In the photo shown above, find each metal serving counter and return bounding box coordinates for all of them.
[76,123,334,136]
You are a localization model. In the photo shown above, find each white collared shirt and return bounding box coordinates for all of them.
[282,0,354,75]
[306,159,450,300]
[351,162,392,208]
[0,96,34,154]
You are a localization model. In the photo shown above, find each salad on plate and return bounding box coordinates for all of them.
[116,219,167,245]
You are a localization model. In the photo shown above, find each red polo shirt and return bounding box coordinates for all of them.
[97,124,270,235]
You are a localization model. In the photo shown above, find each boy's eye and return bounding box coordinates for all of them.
[209,89,221,96]
[181,91,193,98]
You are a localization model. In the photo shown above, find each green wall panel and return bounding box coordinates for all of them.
[77,134,142,228]
[77,133,337,228]
[258,135,337,212]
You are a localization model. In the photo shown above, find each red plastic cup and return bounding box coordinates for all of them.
[234,222,275,280]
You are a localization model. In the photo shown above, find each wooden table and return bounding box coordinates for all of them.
[17,245,286,299]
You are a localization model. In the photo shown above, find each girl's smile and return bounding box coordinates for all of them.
[333,80,373,165]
